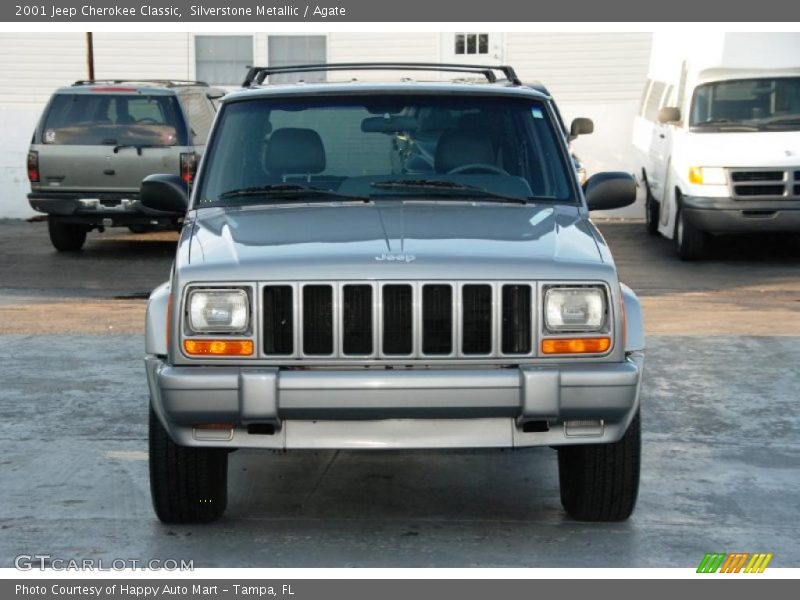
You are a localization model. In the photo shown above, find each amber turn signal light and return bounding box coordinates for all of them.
[541,337,611,354]
[183,339,254,356]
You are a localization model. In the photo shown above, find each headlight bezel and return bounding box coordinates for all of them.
[183,287,253,336]
[542,284,610,335]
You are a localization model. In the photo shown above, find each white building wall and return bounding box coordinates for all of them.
[0,33,88,218]
[0,32,652,218]
[507,32,653,217]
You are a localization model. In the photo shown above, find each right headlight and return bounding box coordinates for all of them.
[187,289,250,334]
[544,286,607,332]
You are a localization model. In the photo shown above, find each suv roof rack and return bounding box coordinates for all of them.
[72,79,209,88]
[242,63,523,87]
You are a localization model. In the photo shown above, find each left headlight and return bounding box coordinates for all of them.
[544,286,607,332]
[187,289,250,334]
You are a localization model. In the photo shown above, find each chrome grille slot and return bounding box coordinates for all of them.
[382,284,413,355]
[263,285,294,355]
[302,285,333,355]
[342,285,373,355]
[422,284,453,355]
[501,284,532,354]
[261,280,537,360]
[729,167,799,199]
[462,284,492,354]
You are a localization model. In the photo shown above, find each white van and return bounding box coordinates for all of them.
[633,33,800,259]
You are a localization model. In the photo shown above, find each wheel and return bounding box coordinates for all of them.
[148,404,228,523]
[47,216,87,252]
[557,411,641,522]
[643,174,659,235]
[675,207,706,261]
[447,163,509,176]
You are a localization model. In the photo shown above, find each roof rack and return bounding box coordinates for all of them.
[72,79,209,88]
[242,63,522,87]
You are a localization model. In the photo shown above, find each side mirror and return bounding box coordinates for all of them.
[658,106,681,124]
[569,117,594,140]
[584,172,637,211]
[140,174,188,213]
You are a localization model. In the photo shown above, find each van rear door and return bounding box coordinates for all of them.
[36,91,188,195]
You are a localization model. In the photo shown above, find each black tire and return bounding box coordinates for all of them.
[557,411,641,522]
[48,216,87,252]
[675,207,706,261]
[643,174,660,235]
[148,405,228,523]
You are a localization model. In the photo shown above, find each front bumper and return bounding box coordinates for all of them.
[146,353,644,449]
[682,195,800,234]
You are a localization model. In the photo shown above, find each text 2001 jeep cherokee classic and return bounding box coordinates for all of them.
[142,63,645,524]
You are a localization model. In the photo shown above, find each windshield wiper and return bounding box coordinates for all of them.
[692,119,760,132]
[760,115,800,127]
[370,179,529,204]
[217,184,369,203]
[112,144,172,155]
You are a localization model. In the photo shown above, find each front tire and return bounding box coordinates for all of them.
[675,208,706,261]
[557,411,641,522]
[48,216,87,252]
[149,405,228,523]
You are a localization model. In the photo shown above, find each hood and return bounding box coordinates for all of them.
[682,130,800,167]
[183,201,612,282]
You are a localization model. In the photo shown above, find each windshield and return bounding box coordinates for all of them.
[195,94,576,206]
[41,93,186,146]
[690,77,800,130]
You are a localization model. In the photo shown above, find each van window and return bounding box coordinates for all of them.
[691,77,800,129]
[676,61,688,110]
[638,80,652,116]
[41,93,187,146]
[644,81,666,122]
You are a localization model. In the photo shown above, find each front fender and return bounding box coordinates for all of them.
[145,281,171,356]
[621,283,645,353]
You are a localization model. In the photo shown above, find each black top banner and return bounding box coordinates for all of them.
[4,0,800,21]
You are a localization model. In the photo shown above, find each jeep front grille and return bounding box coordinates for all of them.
[262,282,536,359]
[729,167,800,199]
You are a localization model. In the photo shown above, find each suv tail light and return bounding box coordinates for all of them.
[180,152,197,185]
[27,151,39,183]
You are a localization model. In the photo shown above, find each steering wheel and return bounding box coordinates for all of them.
[447,163,509,176]
[136,118,159,124]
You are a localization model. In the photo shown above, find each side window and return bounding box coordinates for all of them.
[676,61,688,111]
[644,81,666,122]
[180,93,214,145]
[638,80,652,116]
[455,33,490,55]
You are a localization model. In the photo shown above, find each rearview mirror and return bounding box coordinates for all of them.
[140,174,188,213]
[569,117,594,140]
[658,107,681,124]
[584,172,636,211]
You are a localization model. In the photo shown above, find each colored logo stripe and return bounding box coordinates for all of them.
[697,552,773,573]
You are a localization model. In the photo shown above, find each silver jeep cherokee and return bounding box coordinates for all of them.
[141,63,645,524]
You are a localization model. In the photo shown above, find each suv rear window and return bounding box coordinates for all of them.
[41,93,188,146]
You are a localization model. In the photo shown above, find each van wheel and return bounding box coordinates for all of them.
[675,208,706,261]
[643,177,660,235]
[149,405,228,523]
[48,217,87,252]
[557,411,640,522]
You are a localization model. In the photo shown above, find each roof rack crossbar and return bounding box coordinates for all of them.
[72,79,209,88]
[242,63,522,87]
